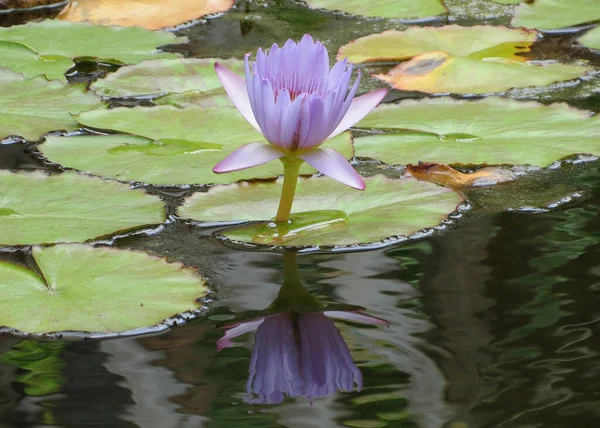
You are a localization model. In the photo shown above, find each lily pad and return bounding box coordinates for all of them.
[578,26,600,50]
[0,68,104,140]
[337,26,591,94]
[0,244,206,336]
[0,41,73,81]
[0,170,165,245]
[58,0,235,30]
[511,0,600,30]
[0,20,185,66]
[91,58,243,98]
[179,175,464,248]
[154,90,233,108]
[40,106,353,185]
[353,97,600,167]
[304,0,446,20]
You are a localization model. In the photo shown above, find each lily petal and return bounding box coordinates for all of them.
[215,62,261,132]
[327,88,388,140]
[324,310,389,326]
[300,148,365,190]
[217,318,266,351]
[213,142,284,173]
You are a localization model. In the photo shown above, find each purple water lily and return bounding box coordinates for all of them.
[218,310,388,404]
[213,34,387,222]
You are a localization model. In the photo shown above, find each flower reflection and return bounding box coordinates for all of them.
[217,252,388,404]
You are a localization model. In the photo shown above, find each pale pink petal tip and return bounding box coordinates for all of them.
[213,142,284,174]
[300,148,366,190]
[328,88,389,140]
[214,62,261,132]
[216,319,266,351]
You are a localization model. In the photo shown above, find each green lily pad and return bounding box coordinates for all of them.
[0,244,206,336]
[91,58,243,98]
[40,105,353,185]
[154,90,233,108]
[511,0,600,30]
[0,41,73,81]
[0,20,185,67]
[0,68,104,140]
[337,26,591,94]
[0,170,165,245]
[179,175,464,248]
[353,97,600,167]
[578,26,600,50]
[305,0,446,19]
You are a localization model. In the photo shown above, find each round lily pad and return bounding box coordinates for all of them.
[40,106,353,186]
[305,0,446,20]
[0,244,206,337]
[179,175,465,248]
[0,41,73,81]
[353,97,600,167]
[511,0,600,30]
[0,68,104,141]
[337,26,591,94]
[91,58,243,98]
[0,170,165,245]
[58,0,235,30]
[579,26,600,50]
[0,20,185,66]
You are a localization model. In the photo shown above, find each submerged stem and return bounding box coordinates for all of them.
[275,158,303,222]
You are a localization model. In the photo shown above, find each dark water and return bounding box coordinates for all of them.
[1,0,600,427]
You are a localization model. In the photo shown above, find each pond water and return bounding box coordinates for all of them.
[0,0,599,427]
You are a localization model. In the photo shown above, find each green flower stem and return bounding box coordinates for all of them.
[275,157,303,222]
[267,251,323,313]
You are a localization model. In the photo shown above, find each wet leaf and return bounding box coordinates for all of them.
[179,175,464,248]
[40,106,353,185]
[0,20,185,66]
[305,0,446,19]
[58,0,235,30]
[0,244,206,335]
[511,0,600,30]
[0,170,165,245]
[354,97,600,167]
[0,68,104,140]
[406,162,517,188]
[0,41,73,81]
[578,26,600,50]
[91,58,243,98]
[338,26,591,94]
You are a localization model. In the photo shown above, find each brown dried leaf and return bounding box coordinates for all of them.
[406,162,517,188]
[58,0,234,30]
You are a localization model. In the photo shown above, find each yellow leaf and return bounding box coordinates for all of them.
[58,0,235,30]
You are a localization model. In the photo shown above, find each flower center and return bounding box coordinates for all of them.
[269,72,327,101]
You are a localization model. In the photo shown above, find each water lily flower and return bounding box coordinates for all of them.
[218,310,388,404]
[217,251,388,404]
[213,34,387,222]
